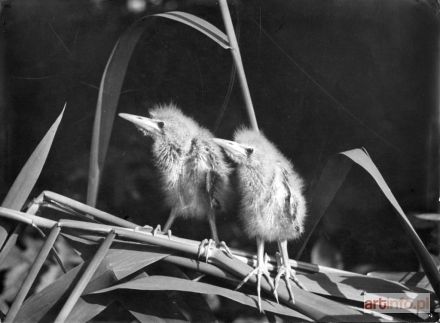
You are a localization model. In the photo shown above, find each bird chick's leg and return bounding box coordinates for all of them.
[274,240,307,304]
[199,170,233,260]
[236,237,274,312]
[156,208,177,237]
[208,208,233,257]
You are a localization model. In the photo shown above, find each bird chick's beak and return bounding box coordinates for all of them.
[119,113,163,135]
[213,138,253,160]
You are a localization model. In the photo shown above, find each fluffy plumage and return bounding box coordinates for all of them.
[214,128,307,307]
[119,104,232,232]
[228,128,306,241]
[149,105,232,219]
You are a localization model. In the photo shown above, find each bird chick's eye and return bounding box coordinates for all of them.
[246,148,254,156]
[157,121,165,129]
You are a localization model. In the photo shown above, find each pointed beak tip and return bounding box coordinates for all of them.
[118,113,130,120]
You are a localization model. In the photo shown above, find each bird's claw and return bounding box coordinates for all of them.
[236,253,274,313]
[152,225,161,236]
[274,263,306,304]
[197,239,215,262]
[197,239,233,262]
[219,241,234,258]
[151,225,172,239]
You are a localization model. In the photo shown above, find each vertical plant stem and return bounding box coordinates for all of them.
[55,230,116,323]
[5,224,61,323]
[219,0,259,131]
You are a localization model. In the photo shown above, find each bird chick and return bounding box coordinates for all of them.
[214,128,307,309]
[119,104,233,255]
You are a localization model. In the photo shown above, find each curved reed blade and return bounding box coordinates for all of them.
[91,275,311,320]
[0,105,65,257]
[87,16,154,207]
[154,11,230,49]
[341,148,440,300]
[86,10,251,207]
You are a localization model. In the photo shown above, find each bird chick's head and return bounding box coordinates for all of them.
[119,104,202,154]
[213,138,254,164]
[215,128,284,167]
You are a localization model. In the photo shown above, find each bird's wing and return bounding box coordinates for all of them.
[206,170,221,210]
[280,166,298,220]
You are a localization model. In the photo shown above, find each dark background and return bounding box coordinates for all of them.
[1,0,439,272]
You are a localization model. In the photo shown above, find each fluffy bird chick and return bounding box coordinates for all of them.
[214,128,307,309]
[119,104,232,252]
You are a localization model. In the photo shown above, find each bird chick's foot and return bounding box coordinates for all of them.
[152,225,161,236]
[274,255,306,304]
[197,239,216,262]
[134,225,153,233]
[236,253,274,312]
[197,239,234,262]
[218,240,234,258]
[151,225,172,239]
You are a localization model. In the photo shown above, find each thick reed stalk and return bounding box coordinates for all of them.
[43,191,138,229]
[0,206,362,279]
[218,0,259,131]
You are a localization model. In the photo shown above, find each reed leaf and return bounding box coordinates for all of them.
[367,271,432,292]
[15,260,105,323]
[341,148,440,300]
[87,17,151,207]
[15,244,171,322]
[86,11,232,207]
[56,231,116,322]
[5,225,61,323]
[0,106,65,264]
[1,106,65,211]
[91,275,312,320]
[154,11,230,49]
[296,147,440,301]
[86,10,245,206]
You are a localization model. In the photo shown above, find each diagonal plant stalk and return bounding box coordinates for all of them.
[5,224,61,323]
[43,191,139,229]
[55,230,116,323]
[218,0,259,131]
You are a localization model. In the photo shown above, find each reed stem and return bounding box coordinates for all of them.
[5,224,61,323]
[55,230,116,322]
[218,0,259,131]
